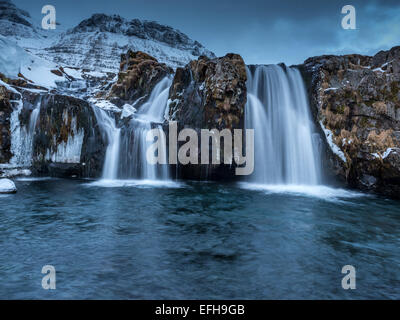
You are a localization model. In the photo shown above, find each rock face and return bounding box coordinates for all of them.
[167,53,247,180]
[30,93,105,177]
[108,50,173,106]
[0,0,37,39]
[301,46,400,197]
[169,53,247,130]
[0,83,13,163]
[44,14,215,71]
[1,2,215,72]
[0,178,16,193]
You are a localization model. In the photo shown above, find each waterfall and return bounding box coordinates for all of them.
[94,76,171,181]
[120,76,171,180]
[92,107,121,180]
[10,95,42,166]
[245,65,321,185]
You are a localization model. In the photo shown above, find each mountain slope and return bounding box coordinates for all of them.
[0,1,215,72]
[42,14,215,71]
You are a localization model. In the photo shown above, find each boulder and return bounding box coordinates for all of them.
[0,178,16,193]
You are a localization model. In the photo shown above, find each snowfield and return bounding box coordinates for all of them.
[0,35,67,88]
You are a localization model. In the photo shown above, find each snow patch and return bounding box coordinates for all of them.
[324,87,338,92]
[319,120,347,163]
[370,148,397,160]
[89,98,120,112]
[121,104,137,119]
[0,35,66,88]
[383,148,396,159]
[0,179,17,193]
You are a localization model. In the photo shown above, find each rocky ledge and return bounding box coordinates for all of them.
[301,46,400,198]
[107,50,173,106]
[167,53,247,180]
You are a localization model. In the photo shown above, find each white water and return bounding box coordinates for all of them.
[92,107,121,179]
[245,65,322,185]
[9,96,42,166]
[126,76,171,180]
[94,76,172,182]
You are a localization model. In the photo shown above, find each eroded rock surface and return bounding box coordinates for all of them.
[31,94,105,177]
[167,53,247,180]
[0,83,13,163]
[301,46,400,197]
[107,50,173,106]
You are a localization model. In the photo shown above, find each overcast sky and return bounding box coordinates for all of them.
[13,0,400,65]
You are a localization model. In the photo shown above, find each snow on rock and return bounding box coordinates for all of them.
[89,98,121,112]
[382,148,396,159]
[324,87,338,92]
[370,148,397,160]
[0,35,66,88]
[121,104,137,119]
[1,1,215,72]
[319,120,347,163]
[45,116,84,164]
[0,178,17,193]
[0,167,31,178]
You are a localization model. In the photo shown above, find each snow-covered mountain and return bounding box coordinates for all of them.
[0,0,60,49]
[0,0,215,73]
[0,35,68,88]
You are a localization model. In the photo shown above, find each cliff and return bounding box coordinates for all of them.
[301,46,400,197]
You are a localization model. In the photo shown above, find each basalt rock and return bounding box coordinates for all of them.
[31,93,106,177]
[107,50,173,107]
[301,46,400,198]
[0,84,13,163]
[167,53,247,180]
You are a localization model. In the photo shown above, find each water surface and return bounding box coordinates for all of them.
[1,179,399,299]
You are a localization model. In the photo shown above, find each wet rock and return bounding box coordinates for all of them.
[168,53,247,131]
[0,84,13,163]
[31,94,106,178]
[107,50,173,106]
[167,53,247,180]
[301,46,400,198]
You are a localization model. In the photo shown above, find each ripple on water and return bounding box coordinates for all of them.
[238,183,369,201]
[85,179,185,189]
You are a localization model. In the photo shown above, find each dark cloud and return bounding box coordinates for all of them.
[12,0,400,65]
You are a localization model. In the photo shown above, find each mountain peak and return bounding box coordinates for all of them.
[69,13,213,57]
[0,1,215,72]
[0,0,32,28]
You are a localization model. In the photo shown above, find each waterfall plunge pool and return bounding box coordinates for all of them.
[1,178,399,299]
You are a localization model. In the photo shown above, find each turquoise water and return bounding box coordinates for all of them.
[0,178,399,299]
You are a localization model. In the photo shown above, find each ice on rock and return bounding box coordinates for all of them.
[0,179,17,194]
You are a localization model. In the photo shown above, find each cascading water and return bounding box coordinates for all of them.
[245,65,322,185]
[92,107,121,180]
[93,76,171,181]
[120,76,171,180]
[10,95,42,166]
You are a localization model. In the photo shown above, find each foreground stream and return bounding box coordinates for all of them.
[0,178,399,299]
